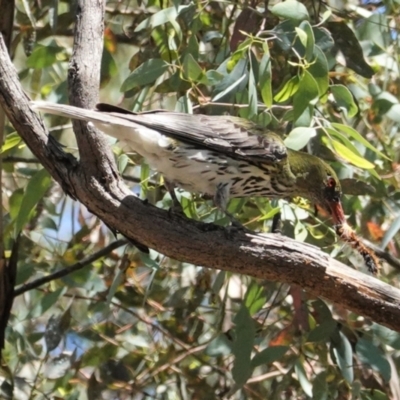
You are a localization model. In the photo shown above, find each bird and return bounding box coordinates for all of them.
[31,101,346,226]
[30,101,380,274]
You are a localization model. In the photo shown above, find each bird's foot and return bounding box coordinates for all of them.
[168,202,185,217]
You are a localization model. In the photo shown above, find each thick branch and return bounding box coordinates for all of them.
[1,34,400,332]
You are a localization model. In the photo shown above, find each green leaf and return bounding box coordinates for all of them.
[295,359,313,397]
[330,139,375,169]
[9,188,24,221]
[293,70,319,121]
[121,59,168,92]
[183,53,203,81]
[26,43,64,68]
[213,58,248,102]
[330,85,358,118]
[212,271,226,294]
[294,220,307,241]
[360,389,390,400]
[248,62,258,118]
[380,215,400,249]
[15,168,52,235]
[232,305,255,386]
[386,104,400,124]
[374,98,397,115]
[1,133,21,153]
[259,45,273,107]
[258,205,281,221]
[251,346,289,368]
[117,154,130,174]
[175,93,193,113]
[298,20,315,62]
[274,75,300,102]
[326,128,363,157]
[29,287,67,319]
[293,104,313,127]
[200,70,224,86]
[312,372,328,400]
[284,127,316,150]
[307,320,336,342]
[134,5,191,33]
[331,123,390,160]
[308,46,329,96]
[331,331,354,383]
[244,283,266,316]
[212,74,247,102]
[271,0,309,21]
[356,337,391,382]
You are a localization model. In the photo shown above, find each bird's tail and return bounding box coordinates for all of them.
[30,101,165,152]
[30,101,135,128]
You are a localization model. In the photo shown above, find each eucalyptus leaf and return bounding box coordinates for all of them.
[284,127,316,150]
[271,0,309,21]
[330,85,358,118]
[121,59,168,92]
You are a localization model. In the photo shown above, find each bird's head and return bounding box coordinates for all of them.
[289,151,346,226]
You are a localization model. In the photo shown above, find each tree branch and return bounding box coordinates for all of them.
[14,239,127,296]
[1,33,400,332]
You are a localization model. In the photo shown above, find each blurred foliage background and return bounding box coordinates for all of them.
[2,0,400,398]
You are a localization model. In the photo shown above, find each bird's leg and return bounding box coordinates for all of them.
[214,183,243,229]
[271,212,282,234]
[164,179,184,214]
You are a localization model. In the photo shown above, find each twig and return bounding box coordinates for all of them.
[14,239,127,296]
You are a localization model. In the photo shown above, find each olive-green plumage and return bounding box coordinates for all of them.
[31,101,345,225]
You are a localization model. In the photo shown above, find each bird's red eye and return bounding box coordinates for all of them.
[327,177,336,188]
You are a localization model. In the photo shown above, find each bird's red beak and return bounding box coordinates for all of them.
[327,199,346,226]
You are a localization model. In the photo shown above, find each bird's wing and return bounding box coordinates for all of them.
[96,103,287,164]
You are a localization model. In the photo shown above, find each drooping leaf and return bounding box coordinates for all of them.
[297,20,315,62]
[274,75,300,103]
[356,337,391,382]
[244,283,266,316]
[247,60,258,118]
[183,53,203,81]
[295,359,313,397]
[330,139,375,169]
[26,43,64,68]
[312,372,328,400]
[121,59,169,92]
[1,133,21,153]
[232,305,255,386]
[259,45,273,107]
[327,21,374,78]
[331,123,390,160]
[308,46,329,96]
[15,168,52,235]
[331,331,354,383]
[380,215,400,250]
[330,85,358,118]
[134,5,192,37]
[293,71,319,121]
[307,319,337,342]
[251,346,289,368]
